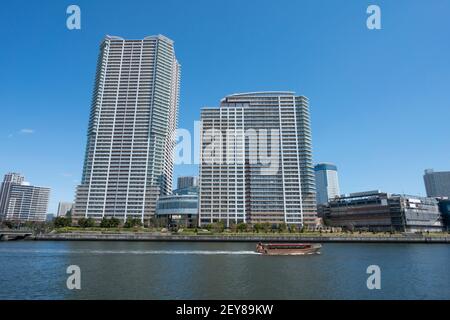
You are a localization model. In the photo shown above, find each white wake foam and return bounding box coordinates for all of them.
[0,248,259,255]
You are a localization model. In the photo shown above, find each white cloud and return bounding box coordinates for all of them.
[20,128,35,134]
[61,173,73,177]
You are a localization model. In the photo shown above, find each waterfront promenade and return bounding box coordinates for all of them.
[33,232,450,243]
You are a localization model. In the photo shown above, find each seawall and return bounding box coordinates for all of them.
[32,233,450,243]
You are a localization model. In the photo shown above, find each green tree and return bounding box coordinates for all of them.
[124,218,143,228]
[100,217,120,228]
[278,223,287,233]
[236,222,247,233]
[54,216,71,228]
[212,221,225,233]
[109,217,120,228]
[85,217,95,228]
[262,223,271,233]
[78,217,95,228]
[271,224,278,233]
[77,218,87,228]
[253,223,262,233]
[100,217,110,228]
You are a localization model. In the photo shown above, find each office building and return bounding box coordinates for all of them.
[73,35,180,224]
[57,202,73,217]
[438,199,450,231]
[0,173,50,222]
[177,176,198,190]
[423,169,450,198]
[323,190,444,232]
[314,163,340,205]
[199,92,317,227]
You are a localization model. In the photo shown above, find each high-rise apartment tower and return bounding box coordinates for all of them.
[74,35,180,224]
[199,92,317,227]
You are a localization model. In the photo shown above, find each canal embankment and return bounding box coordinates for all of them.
[32,232,450,243]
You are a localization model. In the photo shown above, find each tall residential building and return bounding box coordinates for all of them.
[57,202,73,217]
[177,176,198,189]
[0,173,24,215]
[199,92,317,227]
[423,169,450,198]
[314,163,340,205]
[0,173,50,222]
[73,35,180,224]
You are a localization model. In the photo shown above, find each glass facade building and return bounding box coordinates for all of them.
[314,163,340,205]
[177,176,198,189]
[423,169,450,198]
[438,199,450,231]
[324,191,444,232]
[155,188,198,228]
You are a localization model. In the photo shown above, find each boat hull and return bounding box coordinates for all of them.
[256,243,322,255]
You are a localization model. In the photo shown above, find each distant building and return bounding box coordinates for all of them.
[156,187,198,228]
[0,173,50,222]
[57,202,73,217]
[323,190,444,233]
[314,163,340,205]
[46,214,55,222]
[438,199,450,231]
[0,173,24,215]
[177,176,198,190]
[423,169,450,198]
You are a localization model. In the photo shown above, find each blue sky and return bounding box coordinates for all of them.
[0,0,449,214]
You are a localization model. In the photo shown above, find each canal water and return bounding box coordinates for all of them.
[0,241,448,299]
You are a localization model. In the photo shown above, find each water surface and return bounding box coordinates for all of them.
[0,241,448,299]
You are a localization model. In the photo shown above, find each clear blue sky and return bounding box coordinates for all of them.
[1,0,449,214]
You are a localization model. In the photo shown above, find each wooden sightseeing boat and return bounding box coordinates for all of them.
[256,242,321,255]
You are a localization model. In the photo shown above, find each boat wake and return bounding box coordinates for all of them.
[90,250,260,255]
[0,248,259,255]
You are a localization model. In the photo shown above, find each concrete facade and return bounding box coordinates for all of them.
[73,35,180,224]
[199,92,317,227]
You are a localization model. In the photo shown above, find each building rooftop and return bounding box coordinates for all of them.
[314,163,338,171]
[104,34,174,44]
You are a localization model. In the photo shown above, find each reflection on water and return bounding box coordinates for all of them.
[0,241,449,300]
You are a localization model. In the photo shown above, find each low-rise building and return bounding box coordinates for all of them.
[438,199,450,231]
[323,190,444,232]
[155,187,198,228]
